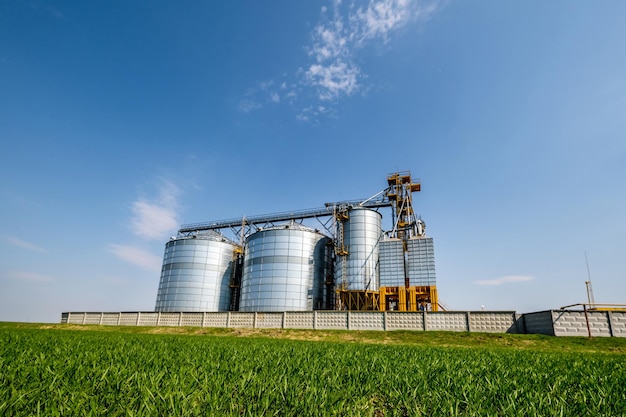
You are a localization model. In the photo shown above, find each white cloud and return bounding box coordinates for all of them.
[474,275,535,286]
[4,270,54,283]
[240,0,442,117]
[303,0,439,102]
[238,99,262,113]
[108,244,162,272]
[2,236,46,252]
[352,0,414,44]
[305,61,360,100]
[130,181,180,241]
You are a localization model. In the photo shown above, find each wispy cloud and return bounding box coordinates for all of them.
[130,181,180,241]
[110,180,180,270]
[238,98,262,113]
[474,275,535,286]
[239,0,441,120]
[304,0,439,101]
[4,270,54,283]
[108,244,162,272]
[2,236,46,252]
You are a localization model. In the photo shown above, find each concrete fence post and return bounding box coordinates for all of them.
[423,311,427,331]
[202,312,207,328]
[227,312,231,328]
[116,313,122,326]
[313,311,318,330]
[466,312,471,332]
[347,312,351,330]
[282,312,286,329]
[253,312,258,329]
[607,311,615,337]
[383,312,388,331]
[99,312,104,325]
[178,312,183,327]
[136,312,141,326]
[156,312,161,326]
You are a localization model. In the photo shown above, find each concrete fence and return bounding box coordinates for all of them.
[521,309,626,337]
[61,311,519,333]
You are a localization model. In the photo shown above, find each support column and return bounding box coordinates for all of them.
[466,311,472,332]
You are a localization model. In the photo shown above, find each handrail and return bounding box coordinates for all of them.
[559,303,626,310]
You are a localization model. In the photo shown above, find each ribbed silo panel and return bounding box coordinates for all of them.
[406,237,436,286]
[379,239,405,287]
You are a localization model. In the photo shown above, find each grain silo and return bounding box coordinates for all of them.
[239,223,331,312]
[155,231,238,312]
[334,207,382,291]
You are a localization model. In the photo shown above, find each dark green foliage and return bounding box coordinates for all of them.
[1,326,624,416]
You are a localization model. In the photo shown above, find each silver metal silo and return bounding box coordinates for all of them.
[335,208,382,291]
[155,231,238,312]
[239,223,331,312]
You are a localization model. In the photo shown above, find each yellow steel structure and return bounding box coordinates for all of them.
[337,286,439,311]
[387,171,421,241]
[337,290,381,311]
[377,286,439,312]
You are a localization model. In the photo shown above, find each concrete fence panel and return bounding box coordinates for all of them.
[385,312,424,330]
[427,312,468,332]
[284,312,314,329]
[350,312,385,331]
[315,312,347,330]
[469,312,517,333]
[137,312,158,326]
[229,312,254,328]
[552,310,611,337]
[255,313,283,329]
[521,311,554,336]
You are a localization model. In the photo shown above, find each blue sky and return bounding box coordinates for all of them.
[1,1,625,322]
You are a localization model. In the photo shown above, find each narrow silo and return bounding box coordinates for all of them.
[379,238,405,287]
[239,224,331,312]
[335,208,382,291]
[155,231,238,312]
[406,236,436,286]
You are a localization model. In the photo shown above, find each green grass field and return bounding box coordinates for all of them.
[1,322,625,416]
